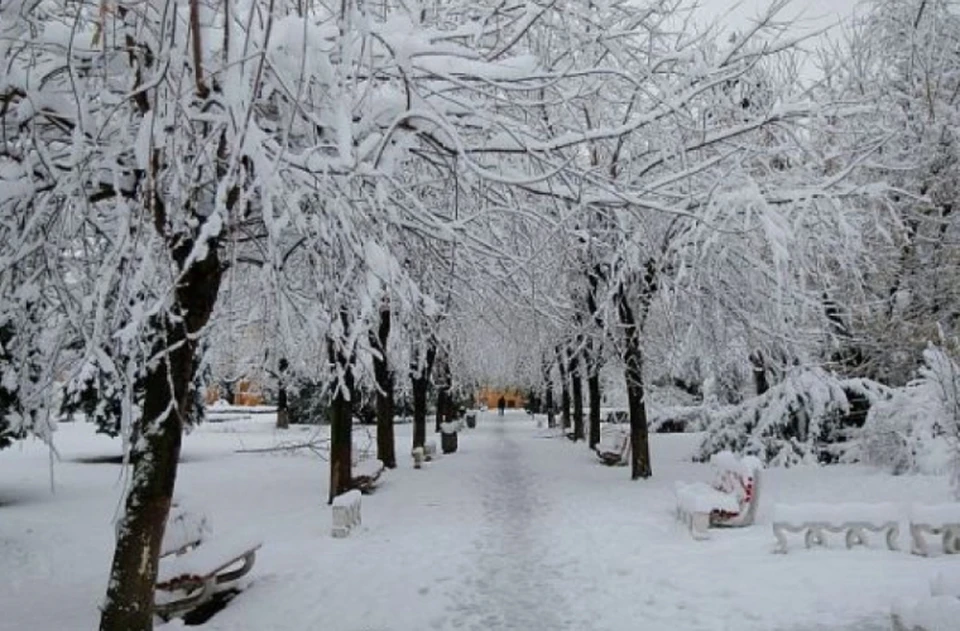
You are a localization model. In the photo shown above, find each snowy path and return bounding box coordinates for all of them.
[443,419,579,631]
[2,412,958,631]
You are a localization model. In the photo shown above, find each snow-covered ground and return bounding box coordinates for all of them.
[1,411,957,631]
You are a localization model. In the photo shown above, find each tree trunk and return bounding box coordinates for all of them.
[412,375,429,449]
[588,371,601,449]
[749,351,769,396]
[327,326,355,504]
[435,388,447,432]
[276,388,289,429]
[617,281,653,480]
[623,344,651,479]
[571,350,585,441]
[585,263,605,449]
[276,358,289,430]
[561,386,571,429]
[411,343,436,451]
[434,352,449,433]
[371,308,396,468]
[100,240,221,631]
[558,354,571,430]
[543,358,555,428]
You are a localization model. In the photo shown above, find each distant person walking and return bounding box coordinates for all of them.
[497,395,506,416]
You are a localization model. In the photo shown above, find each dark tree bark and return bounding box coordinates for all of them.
[411,343,436,450]
[749,351,770,396]
[327,321,356,504]
[434,351,450,433]
[588,370,601,449]
[570,349,585,442]
[615,266,656,480]
[371,307,396,468]
[585,264,605,449]
[100,237,222,631]
[276,358,289,429]
[557,347,571,430]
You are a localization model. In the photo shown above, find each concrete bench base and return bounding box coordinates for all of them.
[332,490,362,538]
[910,523,960,556]
[772,520,899,554]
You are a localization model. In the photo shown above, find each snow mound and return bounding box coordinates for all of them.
[892,595,960,631]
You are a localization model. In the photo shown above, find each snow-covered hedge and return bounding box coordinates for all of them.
[851,346,960,481]
[648,404,714,433]
[696,367,890,467]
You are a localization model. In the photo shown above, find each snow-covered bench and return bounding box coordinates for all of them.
[909,504,960,557]
[154,505,262,619]
[594,431,630,466]
[771,502,899,553]
[352,459,384,493]
[331,489,362,538]
[674,451,762,539]
[892,572,960,631]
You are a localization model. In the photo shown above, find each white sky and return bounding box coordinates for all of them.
[696,0,860,36]
[692,0,863,80]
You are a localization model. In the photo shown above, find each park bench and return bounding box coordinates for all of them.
[909,503,960,556]
[352,458,385,493]
[674,451,762,539]
[771,502,899,553]
[594,430,630,466]
[154,505,262,620]
[331,489,362,538]
[891,571,960,631]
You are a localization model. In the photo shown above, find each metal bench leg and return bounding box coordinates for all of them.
[215,550,258,585]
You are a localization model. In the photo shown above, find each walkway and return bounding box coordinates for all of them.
[200,411,925,631]
[444,418,579,630]
[3,411,943,630]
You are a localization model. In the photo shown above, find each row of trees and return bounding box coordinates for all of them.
[494,0,959,479]
[2,0,957,629]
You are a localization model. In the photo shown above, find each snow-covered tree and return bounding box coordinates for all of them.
[856,344,960,485]
[817,0,960,384]
[697,367,890,466]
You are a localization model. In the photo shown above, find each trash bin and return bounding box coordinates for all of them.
[466,411,477,429]
[440,422,458,454]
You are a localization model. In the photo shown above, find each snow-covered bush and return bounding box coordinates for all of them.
[0,305,58,449]
[0,322,25,449]
[648,404,717,433]
[696,367,890,466]
[854,345,960,482]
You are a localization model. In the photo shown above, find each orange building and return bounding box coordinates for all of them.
[205,379,265,406]
[477,387,526,409]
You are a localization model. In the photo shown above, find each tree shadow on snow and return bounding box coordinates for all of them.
[70,453,210,465]
[0,486,48,507]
